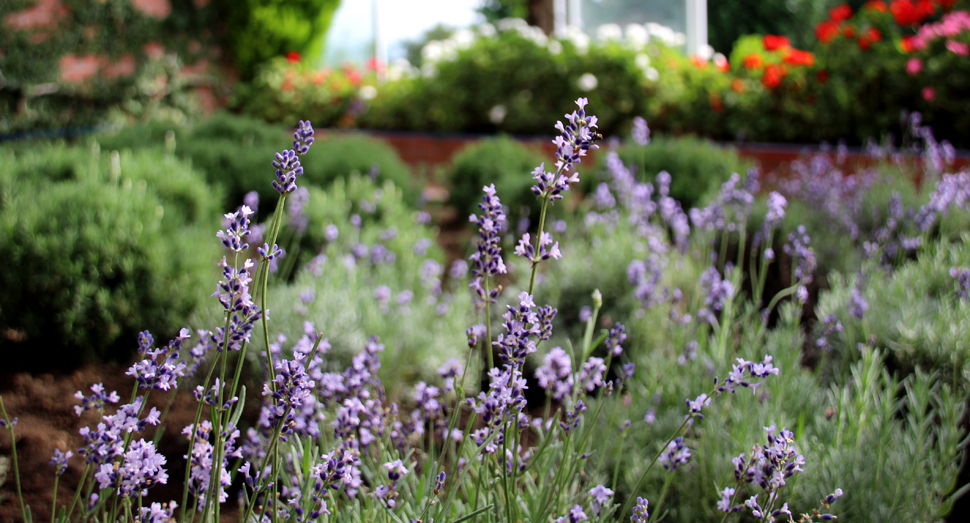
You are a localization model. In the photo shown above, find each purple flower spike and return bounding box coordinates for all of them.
[293,120,315,155]
[535,347,574,401]
[50,449,72,475]
[630,497,650,523]
[589,484,615,514]
[272,149,304,195]
[659,437,691,471]
[553,98,600,173]
[217,205,254,253]
[531,162,577,202]
[515,231,562,263]
[469,184,508,308]
[632,116,650,146]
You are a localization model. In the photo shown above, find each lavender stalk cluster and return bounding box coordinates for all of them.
[720,425,843,521]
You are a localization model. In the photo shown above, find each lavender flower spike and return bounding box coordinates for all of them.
[469,184,508,306]
[293,120,315,155]
[553,98,601,172]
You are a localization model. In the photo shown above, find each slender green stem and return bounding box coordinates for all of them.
[528,197,551,295]
[0,397,27,523]
[647,472,674,523]
[64,464,90,522]
[51,475,59,523]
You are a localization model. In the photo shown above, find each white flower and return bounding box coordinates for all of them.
[488,105,507,124]
[421,63,437,78]
[359,85,377,100]
[625,24,649,48]
[635,53,651,70]
[699,44,715,60]
[453,29,475,47]
[421,41,443,63]
[548,40,563,55]
[565,26,589,54]
[577,73,598,91]
[478,23,496,38]
[645,67,660,82]
[497,17,529,32]
[596,23,622,42]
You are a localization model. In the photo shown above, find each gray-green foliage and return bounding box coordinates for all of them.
[815,239,970,387]
[193,174,472,398]
[0,148,220,366]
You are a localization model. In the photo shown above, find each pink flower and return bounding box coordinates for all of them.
[906,58,923,76]
[946,39,970,56]
[922,86,937,101]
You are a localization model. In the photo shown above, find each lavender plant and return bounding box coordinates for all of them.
[3,102,966,523]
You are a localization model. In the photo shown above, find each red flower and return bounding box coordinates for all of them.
[843,25,857,38]
[900,35,917,52]
[286,51,301,64]
[763,34,792,51]
[731,78,745,93]
[762,64,787,89]
[817,69,830,83]
[783,49,816,67]
[815,20,841,43]
[938,0,958,9]
[859,36,873,50]
[864,0,888,12]
[866,27,882,42]
[890,0,936,25]
[690,54,708,69]
[830,3,854,21]
[366,57,385,72]
[743,53,764,70]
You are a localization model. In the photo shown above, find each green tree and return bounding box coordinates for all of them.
[215,0,342,78]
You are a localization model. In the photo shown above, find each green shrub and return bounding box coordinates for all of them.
[214,0,342,78]
[449,136,548,224]
[96,114,420,213]
[302,134,419,208]
[615,136,753,209]
[0,179,218,369]
[1,142,221,227]
[360,25,669,137]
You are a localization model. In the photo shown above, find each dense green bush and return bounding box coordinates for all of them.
[448,136,549,224]
[0,179,218,368]
[360,23,675,136]
[615,136,753,209]
[214,0,341,78]
[302,134,419,207]
[96,114,419,213]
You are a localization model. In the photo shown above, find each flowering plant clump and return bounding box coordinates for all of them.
[233,57,385,128]
[4,99,970,523]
